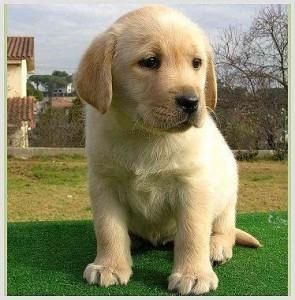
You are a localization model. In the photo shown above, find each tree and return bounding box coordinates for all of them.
[67,97,85,146]
[52,70,72,84]
[28,72,68,98]
[27,81,43,101]
[29,97,85,147]
[214,5,288,156]
[52,70,69,77]
[215,5,287,93]
[28,75,47,91]
[249,5,288,91]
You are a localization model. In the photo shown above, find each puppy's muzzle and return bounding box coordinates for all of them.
[175,95,199,114]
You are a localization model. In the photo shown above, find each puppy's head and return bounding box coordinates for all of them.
[75,5,217,132]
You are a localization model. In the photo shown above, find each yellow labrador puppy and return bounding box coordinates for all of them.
[75,5,260,295]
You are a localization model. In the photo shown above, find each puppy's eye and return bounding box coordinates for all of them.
[192,58,202,69]
[138,57,160,69]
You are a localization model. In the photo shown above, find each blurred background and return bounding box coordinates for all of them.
[6,3,288,223]
[7,4,288,159]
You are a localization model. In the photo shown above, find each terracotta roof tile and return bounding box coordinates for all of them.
[51,97,74,109]
[7,36,34,60]
[8,97,36,128]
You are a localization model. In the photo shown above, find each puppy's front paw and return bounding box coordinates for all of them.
[83,263,132,287]
[168,268,218,295]
[210,234,233,265]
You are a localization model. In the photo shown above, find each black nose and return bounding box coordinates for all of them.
[176,95,199,113]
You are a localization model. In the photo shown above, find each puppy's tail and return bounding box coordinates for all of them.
[235,228,262,248]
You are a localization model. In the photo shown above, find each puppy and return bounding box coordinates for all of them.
[75,5,261,295]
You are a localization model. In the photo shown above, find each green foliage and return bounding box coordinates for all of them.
[217,109,259,152]
[235,150,259,161]
[29,98,85,147]
[28,70,72,97]
[52,70,72,83]
[52,70,69,77]
[28,75,46,88]
[68,97,83,122]
[216,81,287,157]
[273,146,288,161]
[26,81,43,101]
[50,75,67,87]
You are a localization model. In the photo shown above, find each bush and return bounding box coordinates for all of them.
[29,98,85,147]
[27,82,43,101]
[217,112,259,151]
[273,143,288,160]
[235,150,258,161]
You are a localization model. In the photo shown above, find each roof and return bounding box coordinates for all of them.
[51,97,74,109]
[7,37,35,71]
[8,97,36,129]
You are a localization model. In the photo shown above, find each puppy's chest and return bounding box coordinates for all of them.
[111,167,187,221]
[100,141,199,221]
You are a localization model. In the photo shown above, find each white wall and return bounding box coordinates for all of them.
[21,59,27,97]
[7,59,27,97]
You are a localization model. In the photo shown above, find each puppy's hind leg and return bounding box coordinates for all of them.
[210,202,236,265]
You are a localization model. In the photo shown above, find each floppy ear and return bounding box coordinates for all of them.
[205,48,217,110]
[74,32,115,113]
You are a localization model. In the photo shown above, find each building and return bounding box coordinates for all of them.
[7,97,37,148]
[7,36,35,98]
[31,79,75,97]
[53,82,75,96]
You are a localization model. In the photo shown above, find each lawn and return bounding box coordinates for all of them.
[7,156,288,222]
[7,156,288,296]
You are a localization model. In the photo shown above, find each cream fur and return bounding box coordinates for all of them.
[75,5,260,295]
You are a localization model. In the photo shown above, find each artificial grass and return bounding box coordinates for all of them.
[7,211,288,296]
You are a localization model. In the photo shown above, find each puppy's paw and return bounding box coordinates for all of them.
[83,263,132,287]
[168,268,218,295]
[210,234,233,265]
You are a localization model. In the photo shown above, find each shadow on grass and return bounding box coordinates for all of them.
[7,212,288,296]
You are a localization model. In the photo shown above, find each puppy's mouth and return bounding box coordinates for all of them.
[136,107,198,133]
[164,116,195,132]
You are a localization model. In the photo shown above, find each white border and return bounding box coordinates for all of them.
[1,0,294,4]
[0,2,6,298]
[289,2,294,298]
[1,0,294,299]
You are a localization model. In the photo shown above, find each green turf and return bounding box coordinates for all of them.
[7,212,288,296]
